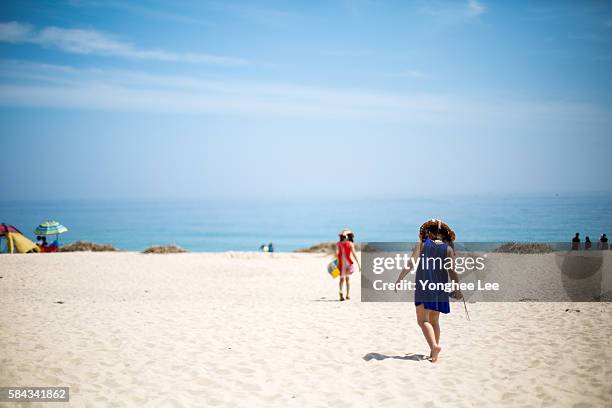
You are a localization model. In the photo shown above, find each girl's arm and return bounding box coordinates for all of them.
[395,241,421,284]
[350,242,361,270]
[447,246,463,299]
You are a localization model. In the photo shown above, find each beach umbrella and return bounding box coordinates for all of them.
[34,221,68,245]
[34,220,68,235]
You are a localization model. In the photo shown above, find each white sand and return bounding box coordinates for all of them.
[1,252,611,407]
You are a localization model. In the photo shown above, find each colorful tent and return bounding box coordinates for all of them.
[1,232,40,254]
[1,223,22,234]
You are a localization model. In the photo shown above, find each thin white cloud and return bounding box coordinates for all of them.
[0,59,608,131]
[467,0,486,17]
[0,21,247,66]
[0,21,33,42]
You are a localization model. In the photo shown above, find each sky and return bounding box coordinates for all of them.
[1,0,611,200]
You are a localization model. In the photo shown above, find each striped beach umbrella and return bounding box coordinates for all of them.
[34,221,68,236]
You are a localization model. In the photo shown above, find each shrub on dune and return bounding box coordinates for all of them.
[60,241,119,252]
[142,245,188,254]
[294,242,337,254]
[295,242,365,254]
[493,242,554,254]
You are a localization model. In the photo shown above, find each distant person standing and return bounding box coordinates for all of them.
[585,236,592,250]
[599,234,609,250]
[572,233,580,250]
[337,229,360,301]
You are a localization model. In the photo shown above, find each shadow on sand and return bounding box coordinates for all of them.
[363,352,430,362]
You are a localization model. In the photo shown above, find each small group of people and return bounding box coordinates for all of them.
[259,243,274,253]
[36,236,49,247]
[36,235,59,251]
[571,232,608,250]
[335,220,461,363]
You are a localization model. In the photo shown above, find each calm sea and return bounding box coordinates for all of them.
[2,194,611,252]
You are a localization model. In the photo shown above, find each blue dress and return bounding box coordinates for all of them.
[414,239,451,314]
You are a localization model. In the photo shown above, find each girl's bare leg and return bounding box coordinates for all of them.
[345,277,350,299]
[339,277,345,301]
[416,305,441,362]
[429,310,441,345]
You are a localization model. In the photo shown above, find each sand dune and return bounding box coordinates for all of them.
[1,252,610,407]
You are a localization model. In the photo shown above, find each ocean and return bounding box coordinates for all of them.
[2,194,611,252]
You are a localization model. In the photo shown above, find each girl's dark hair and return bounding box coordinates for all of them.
[423,226,440,239]
[347,233,354,242]
[339,234,346,242]
[446,238,455,251]
[422,225,455,250]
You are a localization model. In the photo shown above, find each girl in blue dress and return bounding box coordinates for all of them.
[395,219,462,362]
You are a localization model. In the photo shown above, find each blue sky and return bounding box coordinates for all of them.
[1,0,611,200]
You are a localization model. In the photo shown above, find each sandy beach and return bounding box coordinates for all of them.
[1,252,611,407]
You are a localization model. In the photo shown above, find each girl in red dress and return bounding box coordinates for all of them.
[337,229,360,301]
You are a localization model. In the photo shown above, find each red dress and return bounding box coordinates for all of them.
[337,241,354,277]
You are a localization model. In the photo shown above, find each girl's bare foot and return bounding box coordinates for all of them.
[346,295,350,300]
[430,345,442,363]
[339,292,345,301]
